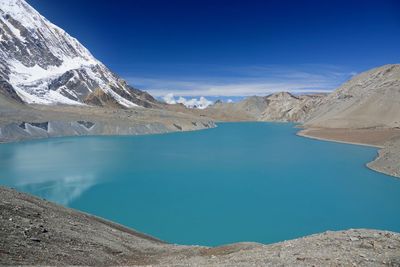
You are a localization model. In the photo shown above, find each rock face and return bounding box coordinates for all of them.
[305,64,400,128]
[205,92,325,122]
[0,80,23,103]
[1,186,399,266]
[0,0,157,108]
[260,92,324,122]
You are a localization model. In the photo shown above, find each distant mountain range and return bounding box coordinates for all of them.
[0,0,157,108]
[169,91,326,122]
[193,64,400,128]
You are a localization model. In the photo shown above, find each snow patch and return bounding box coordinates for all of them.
[13,85,85,105]
[8,57,95,84]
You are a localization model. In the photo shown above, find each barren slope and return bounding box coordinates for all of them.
[169,93,325,122]
[305,64,400,129]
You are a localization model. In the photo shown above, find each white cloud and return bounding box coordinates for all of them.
[145,82,333,97]
[162,93,177,104]
[162,94,213,109]
[127,64,356,97]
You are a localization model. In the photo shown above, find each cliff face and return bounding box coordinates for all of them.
[259,92,324,122]
[0,0,157,108]
[305,64,400,129]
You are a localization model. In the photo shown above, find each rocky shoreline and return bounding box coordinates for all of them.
[1,186,399,266]
[367,136,400,178]
[0,118,216,143]
[0,95,216,143]
[298,127,400,178]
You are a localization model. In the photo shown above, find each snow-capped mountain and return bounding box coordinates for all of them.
[162,93,213,109]
[0,0,157,108]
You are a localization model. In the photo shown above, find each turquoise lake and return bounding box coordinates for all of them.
[0,122,399,246]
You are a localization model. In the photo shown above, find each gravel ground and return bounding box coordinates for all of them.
[368,136,400,178]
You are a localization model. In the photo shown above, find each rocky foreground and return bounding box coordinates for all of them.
[1,186,399,266]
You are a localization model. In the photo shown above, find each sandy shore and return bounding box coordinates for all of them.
[298,127,400,178]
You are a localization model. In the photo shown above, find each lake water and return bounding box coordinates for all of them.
[0,122,399,246]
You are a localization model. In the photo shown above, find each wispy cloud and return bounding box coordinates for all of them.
[126,64,355,97]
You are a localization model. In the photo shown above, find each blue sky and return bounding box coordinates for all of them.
[28,0,400,99]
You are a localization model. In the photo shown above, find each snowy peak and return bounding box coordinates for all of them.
[162,93,213,109]
[0,0,96,69]
[0,0,157,108]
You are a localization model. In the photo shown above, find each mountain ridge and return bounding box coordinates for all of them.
[0,0,157,108]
